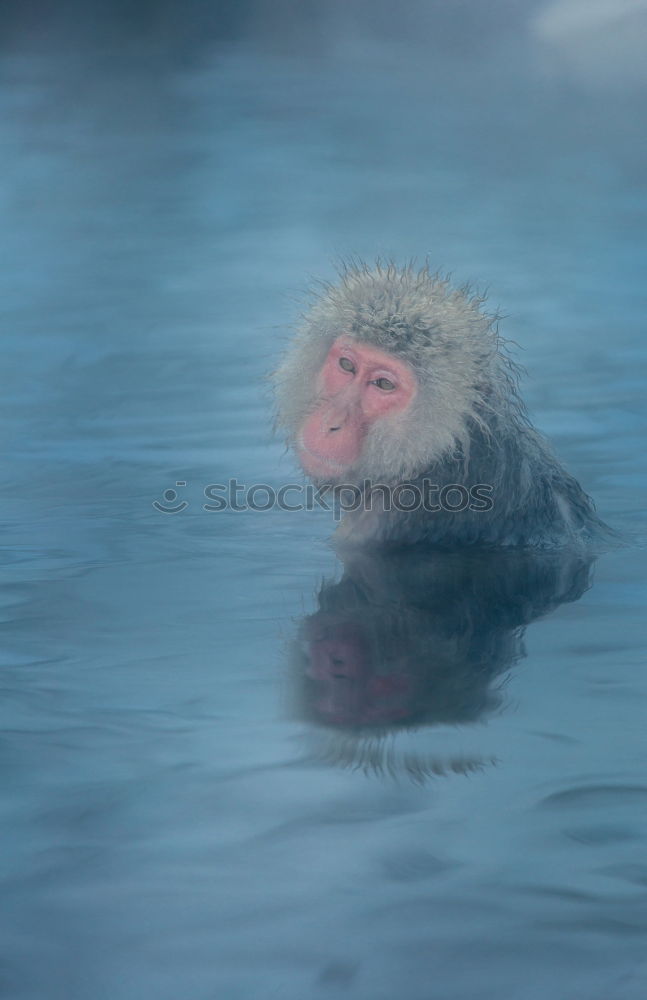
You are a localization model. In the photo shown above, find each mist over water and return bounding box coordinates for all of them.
[2,3,647,998]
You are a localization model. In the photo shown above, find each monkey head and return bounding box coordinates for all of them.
[273,262,504,485]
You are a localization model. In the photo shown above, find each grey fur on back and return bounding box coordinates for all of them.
[273,260,610,549]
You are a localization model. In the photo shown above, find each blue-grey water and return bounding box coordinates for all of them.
[2,3,647,998]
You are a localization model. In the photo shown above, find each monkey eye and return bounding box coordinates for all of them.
[339,356,355,373]
[373,377,396,391]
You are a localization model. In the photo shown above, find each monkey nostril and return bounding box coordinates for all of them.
[328,425,341,433]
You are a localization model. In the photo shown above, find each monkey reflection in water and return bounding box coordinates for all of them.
[290,546,593,779]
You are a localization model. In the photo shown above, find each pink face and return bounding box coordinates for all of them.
[304,616,414,726]
[298,337,417,478]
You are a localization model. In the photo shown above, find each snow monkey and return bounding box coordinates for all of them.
[273,261,610,548]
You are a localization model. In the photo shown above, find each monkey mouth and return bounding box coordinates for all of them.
[297,438,349,478]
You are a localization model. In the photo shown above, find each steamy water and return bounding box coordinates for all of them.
[2,4,647,998]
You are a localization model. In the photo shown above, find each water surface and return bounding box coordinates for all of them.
[2,5,647,998]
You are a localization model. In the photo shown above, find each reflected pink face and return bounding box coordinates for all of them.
[304,617,413,726]
[298,337,417,478]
